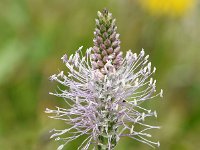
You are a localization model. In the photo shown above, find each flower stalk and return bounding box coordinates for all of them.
[92,9,122,150]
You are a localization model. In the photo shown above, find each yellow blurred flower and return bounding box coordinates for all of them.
[138,0,195,17]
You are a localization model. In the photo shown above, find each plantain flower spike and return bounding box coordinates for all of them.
[46,9,163,150]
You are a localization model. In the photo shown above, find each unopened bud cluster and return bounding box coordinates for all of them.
[91,9,122,74]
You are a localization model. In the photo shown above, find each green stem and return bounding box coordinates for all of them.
[97,108,118,150]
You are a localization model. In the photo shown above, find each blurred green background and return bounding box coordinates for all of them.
[0,0,200,150]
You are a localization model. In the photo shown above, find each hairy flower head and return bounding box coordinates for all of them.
[46,9,163,150]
